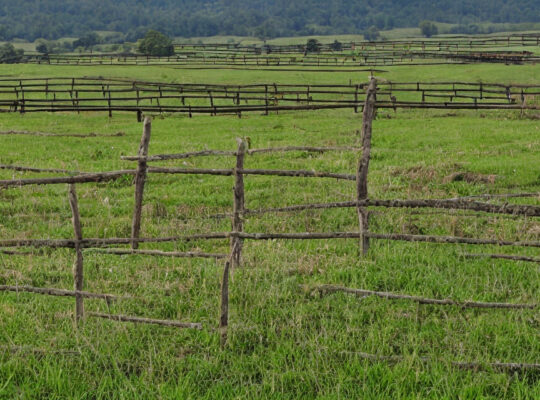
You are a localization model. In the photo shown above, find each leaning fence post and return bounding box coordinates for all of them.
[68,184,84,324]
[230,138,247,269]
[357,78,377,255]
[131,117,152,249]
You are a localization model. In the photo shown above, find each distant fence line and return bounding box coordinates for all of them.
[18,33,540,68]
[0,77,538,118]
[1,82,539,367]
[172,34,540,54]
[23,48,540,68]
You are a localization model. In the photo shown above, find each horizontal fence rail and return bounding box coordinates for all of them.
[0,77,538,117]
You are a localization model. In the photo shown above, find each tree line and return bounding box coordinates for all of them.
[0,0,538,41]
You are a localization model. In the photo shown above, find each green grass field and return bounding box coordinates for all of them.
[0,60,539,399]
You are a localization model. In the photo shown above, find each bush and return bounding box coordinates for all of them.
[138,30,174,56]
[306,38,321,53]
[330,40,342,51]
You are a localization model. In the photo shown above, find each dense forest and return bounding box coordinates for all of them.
[0,0,538,41]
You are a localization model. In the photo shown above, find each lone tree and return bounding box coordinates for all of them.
[0,43,24,63]
[330,40,342,51]
[419,21,438,38]
[36,41,49,54]
[306,39,321,53]
[363,26,380,42]
[138,30,174,56]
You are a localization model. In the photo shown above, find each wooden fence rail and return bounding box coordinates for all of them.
[0,77,538,118]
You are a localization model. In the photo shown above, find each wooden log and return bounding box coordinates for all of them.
[0,285,116,300]
[357,78,377,255]
[68,184,84,323]
[121,146,361,162]
[342,351,540,372]
[0,345,80,356]
[233,231,540,248]
[242,198,540,217]
[0,233,230,249]
[0,130,125,138]
[463,253,540,263]
[147,166,356,181]
[0,249,41,255]
[88,312,202,329]
[365,232,540,248]
[0,170,136,188]
[86,248,228,259]
[0,164,79,174]
[240,168,356,181]
[219,261,230,346]
[314,284,537,309]
[131,117,152,249]
[449,192,539,200]
[2,231,536,250]
[231,139,247,269]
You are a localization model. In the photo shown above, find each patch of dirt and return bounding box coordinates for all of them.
[527,223,540,236]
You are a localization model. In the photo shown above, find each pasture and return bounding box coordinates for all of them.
[0,56,539,399]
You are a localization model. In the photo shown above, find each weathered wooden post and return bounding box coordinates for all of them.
[131,117,152,249]
[107,86,112,118]
[68,184,84,324]
[230,138,247,269]
[356,78,377,255]
[219,261,230,347]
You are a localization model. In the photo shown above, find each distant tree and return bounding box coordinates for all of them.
[363,26,380,42]
[36,41,49,54]
[330,39,342,51]
[138,30,174,56]
[73,32,100,49]
[306,38,321,53]
[0,43,24,63]
[419,21,438,37]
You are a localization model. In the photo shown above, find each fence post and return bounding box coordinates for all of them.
[357,78,377,255]
[230,138,247,269]
[354,84,359,113]
[264,84,269,115]
[68,184,84,324]
[131,117,152,249]
[219,261,230,347]
[107,86,112,118]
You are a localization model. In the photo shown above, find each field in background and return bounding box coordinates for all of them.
[0,60,539,398]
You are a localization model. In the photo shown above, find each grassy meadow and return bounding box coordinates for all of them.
[0,59,539,399]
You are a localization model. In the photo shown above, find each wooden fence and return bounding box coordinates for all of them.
[1,82,539,367]
[173,34,540,54]
[23,49,540,68]
[0,77,538,118]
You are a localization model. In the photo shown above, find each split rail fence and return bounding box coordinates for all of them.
[24,50,540,68]
[0,77,538,118]
[1,81,539,368]
[173,34,540,54]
